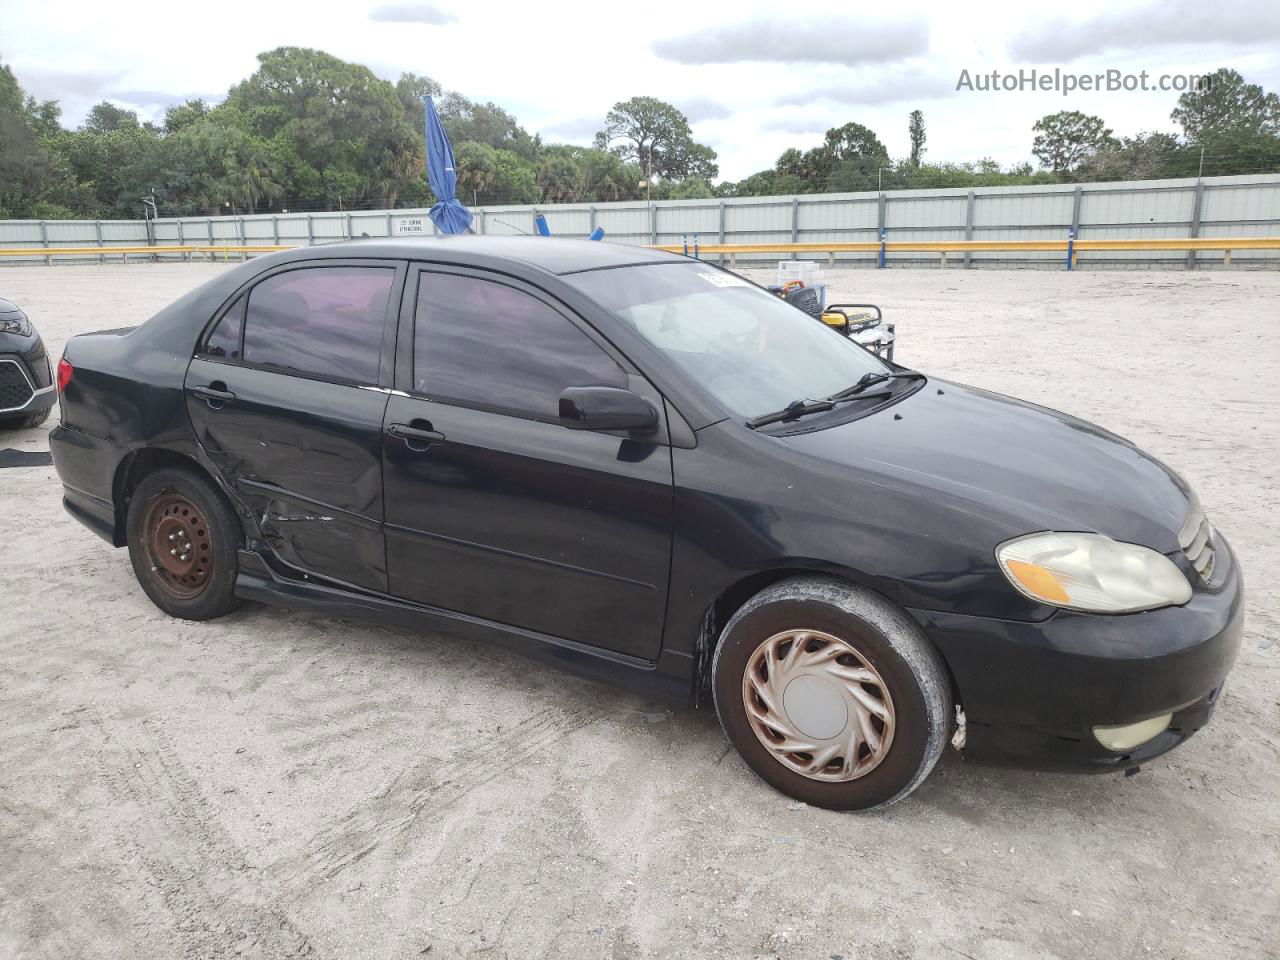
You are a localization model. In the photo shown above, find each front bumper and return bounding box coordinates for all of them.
[909,533,1244,771]
[0,354,56,417]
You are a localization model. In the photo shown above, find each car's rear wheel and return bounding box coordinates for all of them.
[126,466,242,620]
[713,576,952,811]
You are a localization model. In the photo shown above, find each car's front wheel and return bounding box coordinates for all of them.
[126,466,243,621]
[0,406,51,430]
[713,576,952,811]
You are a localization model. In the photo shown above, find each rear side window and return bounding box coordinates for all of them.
[204,296,244,359]
[243,266,394,384]
[413,272,626,420]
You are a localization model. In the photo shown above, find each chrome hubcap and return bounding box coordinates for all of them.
[742,629,896,782]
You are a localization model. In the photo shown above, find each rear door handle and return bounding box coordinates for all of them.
[387,422,446,447]
[192,385,236,406]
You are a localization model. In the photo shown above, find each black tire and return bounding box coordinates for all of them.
[126,466,243,621]
[0,406,51,430]
[712,576,952,811]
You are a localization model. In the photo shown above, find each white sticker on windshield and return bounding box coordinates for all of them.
[698,272,750,288]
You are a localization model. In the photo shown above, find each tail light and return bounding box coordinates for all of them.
[56,358,74,394]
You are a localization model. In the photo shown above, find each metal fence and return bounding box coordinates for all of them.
[3,172,1279,269]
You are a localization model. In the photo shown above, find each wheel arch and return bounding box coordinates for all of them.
[111,447,234,547]
[691,564,963,714]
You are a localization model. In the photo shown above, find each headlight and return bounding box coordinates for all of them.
[0,316,32,337]
[996,532,1192,614]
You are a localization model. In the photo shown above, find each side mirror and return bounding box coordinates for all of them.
[559,386,658,433]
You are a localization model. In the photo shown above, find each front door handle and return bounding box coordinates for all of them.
[192,385,236,407]
[387,422,446,449]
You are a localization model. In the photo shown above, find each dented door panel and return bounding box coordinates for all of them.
[184,356,390,591]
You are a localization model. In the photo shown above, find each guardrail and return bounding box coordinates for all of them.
[0,244,294,263]
[2,237,1278,269]
[655,236,1280,269]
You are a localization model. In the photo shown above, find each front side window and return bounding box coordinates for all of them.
[566,263,890,419]
[243,266,394,384]
[413,272,626,421]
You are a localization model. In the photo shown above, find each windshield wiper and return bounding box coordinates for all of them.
[746,388,894,429]
[747,398,834,429]
[826,369,925,401]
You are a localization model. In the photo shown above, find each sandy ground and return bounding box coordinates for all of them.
[0,261,1277,960]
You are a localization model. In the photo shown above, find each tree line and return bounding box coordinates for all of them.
[1,48,1277,221]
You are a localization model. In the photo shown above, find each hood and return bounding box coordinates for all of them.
[781,379,1191,553]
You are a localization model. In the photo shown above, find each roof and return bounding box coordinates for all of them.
[288,235,685,275]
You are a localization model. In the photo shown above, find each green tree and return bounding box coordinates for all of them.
[82,101,140,134]
[667,177,713,199]
[1172,68,1280,140]
[537,145,587,203]
[1,64,47,215]
[908,110,926,167]
[1076,132,1192,182]
[823,122,889,166]
[594,96,718,180]
[576,148,643,201]
[439,92,540,161]
[395,72,443,136]
[1032,111,1115,172]
[163,99,210,135]
[454,141,499,204]
[491,149,539,204]
[226,47,421,209]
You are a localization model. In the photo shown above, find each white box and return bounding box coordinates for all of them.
[776,260,823,285]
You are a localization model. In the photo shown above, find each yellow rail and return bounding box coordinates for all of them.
[653,237,1280,254]
[653,236,1280,268]
[0,244,296,258]
[2,237,1277,265]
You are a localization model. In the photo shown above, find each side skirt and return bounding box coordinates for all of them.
[234,550,696,706]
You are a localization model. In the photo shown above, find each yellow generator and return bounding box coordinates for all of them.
[773,281,896,362]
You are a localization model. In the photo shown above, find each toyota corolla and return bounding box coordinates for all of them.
[49,237,1243,810]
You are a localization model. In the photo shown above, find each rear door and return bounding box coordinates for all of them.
[381,265,674,660]
[185,260,405,591]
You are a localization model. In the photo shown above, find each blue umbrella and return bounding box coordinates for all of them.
[423,95,473,235]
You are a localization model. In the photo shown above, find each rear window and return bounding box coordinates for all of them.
[243,267,394,384]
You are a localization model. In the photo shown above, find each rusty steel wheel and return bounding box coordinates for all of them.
[141,493,215,600]
[742,628,896,782]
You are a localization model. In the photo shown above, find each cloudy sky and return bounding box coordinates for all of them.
[3,0,1278,180]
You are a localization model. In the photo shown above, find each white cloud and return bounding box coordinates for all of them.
[778,67,953,107]
[676,97,732,122]
[653,16,929,66]
[10,65,125,100]
[369,2,455,25]
[1009,0,1280,61]
[4,0,1273,181]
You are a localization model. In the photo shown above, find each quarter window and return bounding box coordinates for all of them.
[243,267,394,384]
[204,295,244,360]
[413,273,626,420]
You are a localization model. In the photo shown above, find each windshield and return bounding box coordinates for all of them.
[565,263,890,419]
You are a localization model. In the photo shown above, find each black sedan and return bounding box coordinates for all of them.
[49,238,1243,810]
[0,296,57,429]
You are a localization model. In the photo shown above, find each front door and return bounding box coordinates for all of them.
[185,261,403,591]
[381,266,674,660]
